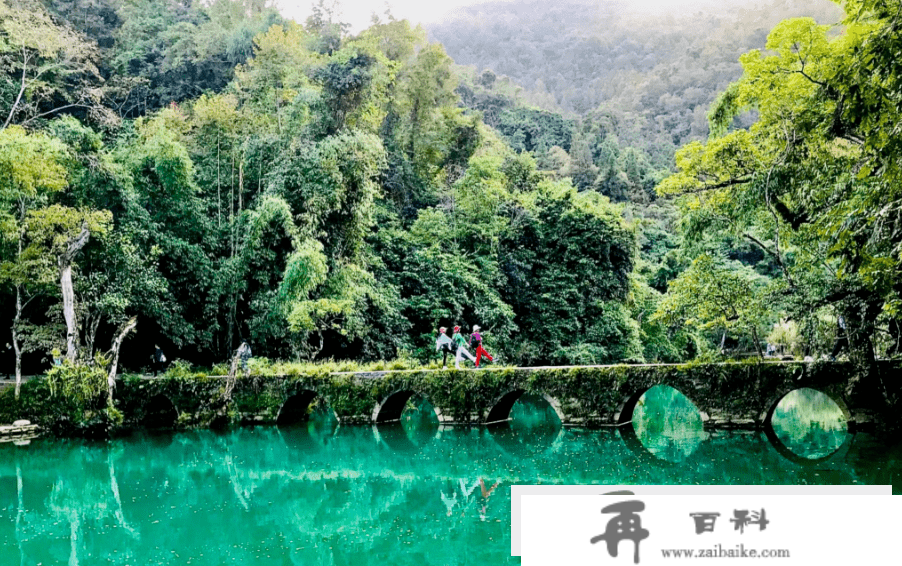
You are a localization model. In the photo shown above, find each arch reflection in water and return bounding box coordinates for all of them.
[630,385,706,463]
[278,414,339,450]
[277,391,339,449]
[374,394,439,452]
[768,388,849,460]
[488,393,562,456]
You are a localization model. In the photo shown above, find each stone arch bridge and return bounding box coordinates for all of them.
[115,361,900,431]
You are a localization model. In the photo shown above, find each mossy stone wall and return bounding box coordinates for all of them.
[2,361,899,434]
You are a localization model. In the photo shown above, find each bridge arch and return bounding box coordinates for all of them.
[372,390,442,424]
[142,394,179,428]
[277,390,333,426]
[614,384,708,425]
[762,387,852,466]
[761,387,852,428]
[484,389,565,425]
[615,385,708,465]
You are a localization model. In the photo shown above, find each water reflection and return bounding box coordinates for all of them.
[439,477,503,522]
[631,385,707,463]
[374,396,439,452]
[769,388,849,460]
[488,393,562,456]
[0,416,898,564]
[280,413,339,450]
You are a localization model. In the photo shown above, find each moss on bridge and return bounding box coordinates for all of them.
[1,360,898,436]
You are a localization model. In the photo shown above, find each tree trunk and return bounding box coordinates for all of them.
[217,352,241,415]
[13,201,26,398]
[60,264,78,362]
[107,317,137,406]
[58,224,91,362]
[68,513,80,566]
[84,311,101,363]
[888,317,902,358]
[751,325,764,359]
[313,330,325,361]
[230,150,235,257]
[107,450,135,534]
[217,136,222,229]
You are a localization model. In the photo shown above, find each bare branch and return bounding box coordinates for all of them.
[2,44,29,130]
[19,103,93,127]
[670,176,754,195]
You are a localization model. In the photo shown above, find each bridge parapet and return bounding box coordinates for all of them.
[103,361,900,430]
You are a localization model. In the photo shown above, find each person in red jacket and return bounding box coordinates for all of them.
[469,325,494,368]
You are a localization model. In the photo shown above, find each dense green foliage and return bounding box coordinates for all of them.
[2,0,900,410]
[0,0,669,385]
[658,0,902,368]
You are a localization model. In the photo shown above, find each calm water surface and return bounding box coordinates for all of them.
[1,388,899,565]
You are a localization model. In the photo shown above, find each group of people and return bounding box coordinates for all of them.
[435,325,495,369]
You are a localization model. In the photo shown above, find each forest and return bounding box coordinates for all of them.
[1,0,900,391]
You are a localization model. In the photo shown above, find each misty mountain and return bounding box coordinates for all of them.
[427,0,842,162]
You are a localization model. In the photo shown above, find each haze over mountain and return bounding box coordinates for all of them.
[420,0,841,173]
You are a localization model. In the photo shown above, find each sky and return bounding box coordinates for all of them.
[274,0,727,34]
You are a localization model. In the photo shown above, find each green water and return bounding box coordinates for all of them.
[1,389,899,565]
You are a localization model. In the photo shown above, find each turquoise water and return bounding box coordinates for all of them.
[1,389,899,565]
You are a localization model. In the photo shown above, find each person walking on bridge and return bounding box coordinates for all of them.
[453,326,476,369]
[152,344,167,377]
[436,327,455,368]
[829,315,848,361]
[469,326,494,369]
[237,341,253,373]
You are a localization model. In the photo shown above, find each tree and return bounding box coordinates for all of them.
[506,179,639,364]
[657,2,902,366]
[267,129,386,262]
[110,0,283,115]
[0,126,68,395]
[26,203,112,361]
[113,109,218,357]
[652,254,770,358]
[0,0,108,128]
[304,0,348,56]
[393,43,461,180]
